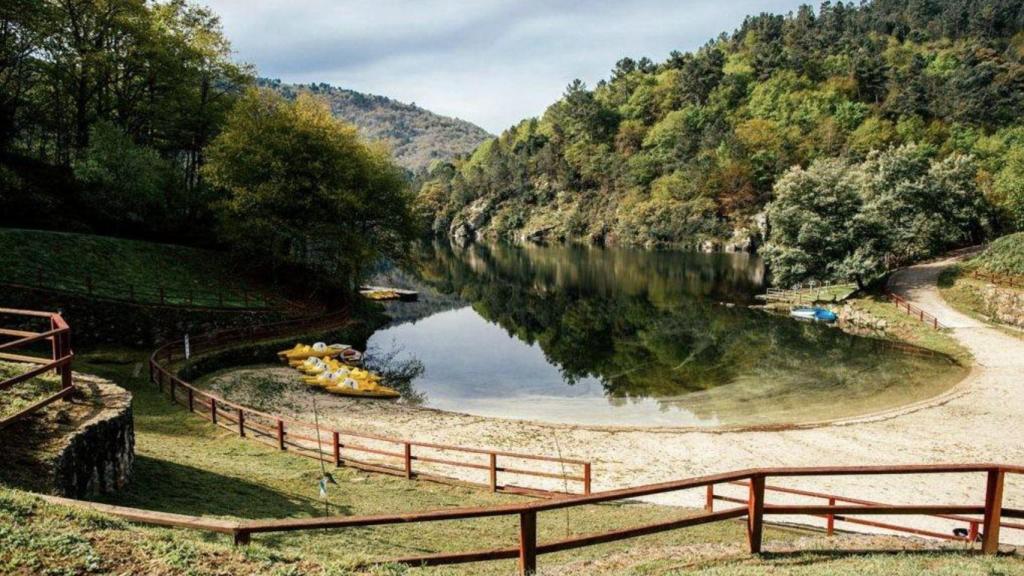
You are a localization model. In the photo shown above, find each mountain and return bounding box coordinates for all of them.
[259,79,491,173]
[415,0,1024,250]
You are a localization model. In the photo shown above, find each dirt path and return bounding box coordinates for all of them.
[213,256,1024,543]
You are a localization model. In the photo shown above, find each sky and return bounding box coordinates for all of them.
[203,0,808,134]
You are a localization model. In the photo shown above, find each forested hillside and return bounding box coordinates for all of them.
[0,1,418,299]
[261,80,491,173]
[417,0,1024,262]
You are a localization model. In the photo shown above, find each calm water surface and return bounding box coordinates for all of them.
[366,242,964,427]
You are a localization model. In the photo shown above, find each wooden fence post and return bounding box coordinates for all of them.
[277,420,285,450]
[968,521,979,543]
[238,409,245,437]
[210,399,217,424]
[404,443,412,479]
[583,462,592,496]
[187,388,194,412]
[705,484,714,512]
[489,453,497,492]
[519,510,537,576]
[826,497,836,536]
[747,475,765,554]
[332,431,341,466]
[982,468,1005,554]
[170,379,176,402]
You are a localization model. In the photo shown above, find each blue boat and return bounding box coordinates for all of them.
[790,306,838,323]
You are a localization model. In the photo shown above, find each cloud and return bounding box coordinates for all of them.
[203,0,808,132]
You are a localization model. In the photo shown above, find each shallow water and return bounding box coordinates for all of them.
[365,241,965,427]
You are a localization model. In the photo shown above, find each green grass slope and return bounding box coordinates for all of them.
[0,228,270,307]
[968,233,1024,276]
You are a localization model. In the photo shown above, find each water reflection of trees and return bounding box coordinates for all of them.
[408,241,956,419]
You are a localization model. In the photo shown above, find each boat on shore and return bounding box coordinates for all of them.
[790,306,838,323]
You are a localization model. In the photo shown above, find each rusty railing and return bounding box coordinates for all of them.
[0,308,74,428]
[43,463,1024,575]
[149,311,592,498]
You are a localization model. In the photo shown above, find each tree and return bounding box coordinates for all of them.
[204,89,419,300]
[762,158,880,287]
[74,121,173,231]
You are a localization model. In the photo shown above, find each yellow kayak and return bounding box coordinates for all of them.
[278,342,351,361]
[324,383,400,399]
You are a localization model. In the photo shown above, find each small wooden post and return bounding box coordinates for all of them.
[210,399,217,423]
[332,431,341,466]
[583,462,592,496]
[489,453,498,492]
[404,443,412,479]
[277,420,285,450]
[826,497,836,536]
[747,475,766,554]
[705,484,714,512]
[187,388,194,412]
[233,531,251,546]
[237,409,245,437]
[519,510,537,575]
[982,468,1005,554]
[968,521,979,543]
[169,379,176,402]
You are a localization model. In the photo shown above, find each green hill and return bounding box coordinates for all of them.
[969,232,1024,275]
[0,229,270,308]
[416,0,1024,248]
[261,79,492,173]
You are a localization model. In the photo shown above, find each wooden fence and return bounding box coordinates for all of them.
[0,308,74,429]
[886,291,946,330]
[42,463,1024,575]
[2,266,276,310]
[970,270,1023,290]
[148,311,592,498]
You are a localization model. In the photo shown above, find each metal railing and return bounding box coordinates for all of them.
[0,308,74,428]
[149,311,592,498]
[41,463,1024,575]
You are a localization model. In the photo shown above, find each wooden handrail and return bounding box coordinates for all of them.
[0,308,75,428]
[35,463,1024,575]
[886,291,946,330]
[148,309,592,497]
[1,270,278,311]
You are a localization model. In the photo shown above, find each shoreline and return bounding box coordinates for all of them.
[202,256,1024,543]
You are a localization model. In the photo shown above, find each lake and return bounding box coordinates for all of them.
[366,241,965,428]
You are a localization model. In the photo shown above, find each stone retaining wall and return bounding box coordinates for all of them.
[51,378,135,498]
[982,284,1024,328]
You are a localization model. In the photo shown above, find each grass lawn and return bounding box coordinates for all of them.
[0,228,272,308]
[0,361,62,422]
